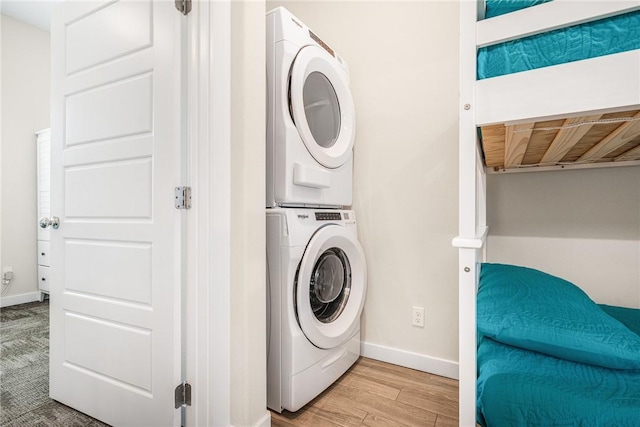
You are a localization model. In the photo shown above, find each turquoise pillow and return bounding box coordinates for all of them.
[599,304,640,337]
[478,263,640,369]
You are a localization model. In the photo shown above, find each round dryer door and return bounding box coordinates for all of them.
[289,45,356,169]
[296,225,366,349]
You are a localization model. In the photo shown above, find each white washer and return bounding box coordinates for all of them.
[267,208,367,412]
[266,7,356,208]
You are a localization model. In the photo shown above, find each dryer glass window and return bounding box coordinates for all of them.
[303,72,341,149]
[309,248,351,323]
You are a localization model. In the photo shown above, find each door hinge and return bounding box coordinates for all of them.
[175,382,192,408]
[175,186,192,209]
[175,0,192,16]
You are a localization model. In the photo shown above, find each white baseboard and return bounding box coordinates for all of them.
[361,341,459,380]
[253,411,271,427]
[0,291,41,308]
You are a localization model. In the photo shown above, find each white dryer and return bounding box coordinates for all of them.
[266,7,356,208]
[266,208,367,412]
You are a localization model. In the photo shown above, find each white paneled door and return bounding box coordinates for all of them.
[49,1,184,425]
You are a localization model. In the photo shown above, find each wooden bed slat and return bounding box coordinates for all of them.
[504,123,533,168]
[540,115,602,164]
[615,144,640,162]
[578,111,640,163]
[481,124,506,168]
[480,109,640,170]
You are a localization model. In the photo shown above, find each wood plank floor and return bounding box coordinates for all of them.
[270,357,458,427]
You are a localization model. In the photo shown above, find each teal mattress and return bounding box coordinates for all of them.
[478,10,640,79]
[484,0,551,19]
[477,336,640,426]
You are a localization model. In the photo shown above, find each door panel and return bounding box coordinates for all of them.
[64,239,152,304]
[64,158,153,218]
[50,1,183,425]
[65,73,153,145]
[65,0,153,75]
[64,312,153,391]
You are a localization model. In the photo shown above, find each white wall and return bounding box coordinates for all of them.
[1,14,50,305]
[487,167,640,308]
[230,1,268,426]
[267,1,460,372]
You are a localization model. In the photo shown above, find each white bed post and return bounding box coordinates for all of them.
[453,1,488,426]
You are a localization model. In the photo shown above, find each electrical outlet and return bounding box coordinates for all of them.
[3,267,13,280]
[412,306,425,327]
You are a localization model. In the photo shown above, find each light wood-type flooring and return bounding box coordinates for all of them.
[270,357,458,427]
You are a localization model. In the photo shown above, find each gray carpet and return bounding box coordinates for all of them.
[0,301,109,426]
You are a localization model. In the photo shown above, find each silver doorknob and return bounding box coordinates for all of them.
[39,216,61,229]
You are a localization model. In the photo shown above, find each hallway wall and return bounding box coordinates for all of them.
[0,14,50,306]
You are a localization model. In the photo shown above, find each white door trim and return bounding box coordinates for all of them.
[185,1,232,426]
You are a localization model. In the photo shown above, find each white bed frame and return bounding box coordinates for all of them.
[454,1,640,425]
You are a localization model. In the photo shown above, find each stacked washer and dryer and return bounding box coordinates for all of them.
[266,7,368,413]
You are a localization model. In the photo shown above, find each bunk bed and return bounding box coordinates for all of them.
[453,1,640,425]
[475,0,640,173]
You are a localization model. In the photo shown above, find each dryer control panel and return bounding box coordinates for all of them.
[309,31,335,57]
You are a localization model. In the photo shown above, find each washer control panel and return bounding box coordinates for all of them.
[315,212,342,221]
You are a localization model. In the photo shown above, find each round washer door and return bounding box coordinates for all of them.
[296,225,366,349]
[289,45,355,169]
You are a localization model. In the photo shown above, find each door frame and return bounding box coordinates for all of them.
[185,2,269,426]
[185,1,232,425]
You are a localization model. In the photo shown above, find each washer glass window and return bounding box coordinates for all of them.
[309,248,351,323]
[303,72,341,148]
